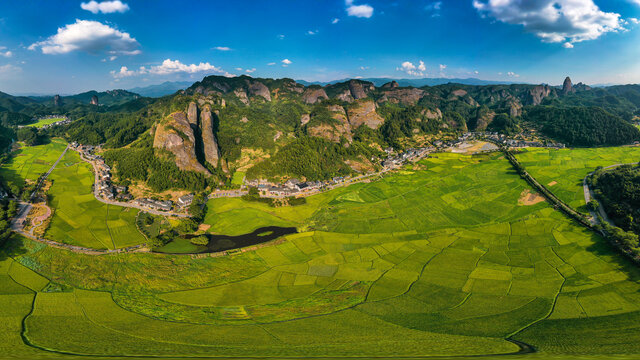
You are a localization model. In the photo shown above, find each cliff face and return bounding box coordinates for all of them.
[246,80,271,101]
[347,100,384,129]
[378,88,425,105]
[308,105,353,143]
[200,105,221,167]
[562,77,575,95]
[153,112,210,175]
[187,102,198,126]
[302,87,329,104]
[528,85,552,105]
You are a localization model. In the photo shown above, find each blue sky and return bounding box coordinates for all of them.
[1,0,640,94]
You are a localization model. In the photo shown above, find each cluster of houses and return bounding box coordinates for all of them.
[19,115,71,129]
[72,142,133,201]
[244,177,339,198]
[382,147,433,169]
[132,198,174,212]
[446,132,566,150]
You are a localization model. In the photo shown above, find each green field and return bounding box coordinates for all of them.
[2,151,640,358]
[0,138,67,189]
[26,117,66,128]
[516,147,640,213]
[44,149,145,249]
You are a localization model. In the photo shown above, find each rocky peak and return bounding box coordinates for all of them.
[187,102,198,127]
[153,112,210,175]
[347,100,384,129]
[348,80,368,100]
[562,77,574,95]
[53,95,61,107]
[246,80,272,101]
[528,85,552,105]
[200,104,221,168]
[302,87,329,104]
[382,81,399,89]
[90,95,99,106]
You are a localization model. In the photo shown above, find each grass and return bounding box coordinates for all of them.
[0,138,67,189]
[4,151,640,357]
[44,149,145,249]
[26,117,66,128]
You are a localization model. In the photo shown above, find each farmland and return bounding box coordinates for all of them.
[26,117,66,128]
[44,149,145,249]
[516,147,640,213]
[0,138,67,189]
[2,151,640,358]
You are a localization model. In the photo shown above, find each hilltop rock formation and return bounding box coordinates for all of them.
[187,102,198,127]
[562,77,575,95]
[348,80,368,100]
[302,87,329,104]
[451,89,468,97]
[382,81,399,89]
[300,114,310,126]
[90,95,99,105]
[234,88,249,105]
[53,95,61,107]
[153,112,210,175]
[347,100,384,129]
[378,88,425,105]
[246,80,271,101]
[528,85,552,105]
[200,105,221,167]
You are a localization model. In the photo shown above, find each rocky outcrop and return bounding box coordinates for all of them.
[451,89,468,97]
[528,85,551,105]
[234,88,249,105]
[562,77,575,95]
[336,89,354,103]
[473,111,496,131]
[382,81,399,89]
[302,87,329,104]
[187,102,198,127]
[153,112,210,175]
[53,95,61,107]
[246,80,271,101]
[300,114,310,126]
[308,105,352,143]
[423,108,442,120]
[200,105,221,167]
[574,82,591,92]
[508,100,522,118]
[348,80,368,100]
[378,88,425,105]
[347,100,384,129]
[90,95,99,106]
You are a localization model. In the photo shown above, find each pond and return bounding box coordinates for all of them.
[154,226,298,254]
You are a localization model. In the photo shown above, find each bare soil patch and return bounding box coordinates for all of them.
[518,189,546,206]
[548,181,558,187]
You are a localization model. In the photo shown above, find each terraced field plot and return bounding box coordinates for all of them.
[44,149,144,249]
[516,147,640,213]
[26,117,66,128]
[0,138,67,189]
[3,151,640,358]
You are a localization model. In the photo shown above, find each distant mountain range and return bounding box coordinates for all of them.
[296,77,527,87]
[128,81,193,97]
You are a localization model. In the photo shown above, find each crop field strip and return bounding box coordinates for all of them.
[44,149,144,250]
[0,138,67,189]
[4,150,640,357]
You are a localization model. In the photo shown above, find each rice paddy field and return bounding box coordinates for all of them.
[0,138,67,189]
[26,117,66,128]
[44,149,145,249]
[516,147,640,213]
[2,150,640,359]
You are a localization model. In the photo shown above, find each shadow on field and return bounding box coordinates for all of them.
[0,234,28,262]
[585,232,640,279]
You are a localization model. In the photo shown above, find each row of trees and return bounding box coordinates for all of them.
[591,165,640,236]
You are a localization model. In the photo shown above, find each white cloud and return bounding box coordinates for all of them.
[213,46,231,51]
[438,64,446,71]
[473,0,623,46]
[110,66,135,78]
[307,30,318,35]
[425,1,442,17]
[346,0,374,18]
[0,46,12,58]
[630,18,640,24]
[282,58,292,67]
[29,19,139,55]
[111,59,232,78]
[109,55,117,61]
[81,1,129,14]
[332,18,340,24]
[474,70,479,74]
[235,67,243,71]
[245,68,256,73]
[397,60,425,76]
[267,62,276,66]
[277,34,285,40]
[360,66,370,70]
[563,42,574,48]
[507,71,519,78]
[630,0,640,6]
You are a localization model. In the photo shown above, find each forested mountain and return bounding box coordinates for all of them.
[4,75,640,190]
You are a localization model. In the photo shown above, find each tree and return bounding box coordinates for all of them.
[189,236,209,246]
[588,199,600,212]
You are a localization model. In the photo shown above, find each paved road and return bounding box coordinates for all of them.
[583,163,634,226]
[30,145,68,200]
[77,150,190,218]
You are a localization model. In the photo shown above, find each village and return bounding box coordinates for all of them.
[18,115,71,129]
[69,130,566,215]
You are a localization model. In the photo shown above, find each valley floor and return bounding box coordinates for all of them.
[2,149,640,358]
